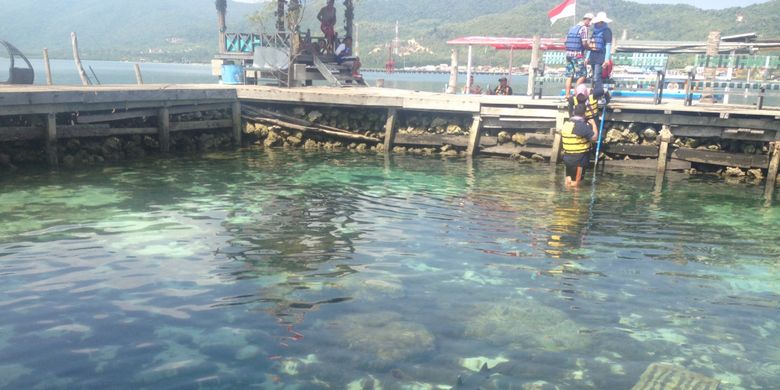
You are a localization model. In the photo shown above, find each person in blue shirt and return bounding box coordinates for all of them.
[561,103,599,187]
[587,12,613,104]
[563,12,593,101]
[335,36,362,77]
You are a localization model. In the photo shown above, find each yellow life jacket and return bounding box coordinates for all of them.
[569,95,600,120]
[584,95,599,120]
[561,120,591,154]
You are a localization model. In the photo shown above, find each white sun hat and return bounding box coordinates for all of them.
[592,11,613,24]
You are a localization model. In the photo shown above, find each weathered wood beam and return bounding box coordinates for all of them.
[0,127,45,141]
[158,108,170,153]
[466,115,483,157]
[383,108,398,152]
[671,148,769,168]
[656,127,673,183]
[58,126,158,138]
[482,144,553,158]
[76,103,232,124]
[232,101,242,145]
[481,117,555,130]
[603,143,660,158]
[170,119,233,132]
[134,64,144,85]
[765,143,780,202]
[0,100,233,117]
[550,112,565,165]
[480,107,559,119]
[607,112,780,131]
[45,114,58,167]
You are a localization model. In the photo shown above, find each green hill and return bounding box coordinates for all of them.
[1,0,777,66]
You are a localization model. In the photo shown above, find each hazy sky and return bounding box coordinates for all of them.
[632,0,767,8]
[234,0,769,10]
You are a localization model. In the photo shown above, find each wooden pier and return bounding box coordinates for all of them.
[1,84,779,201]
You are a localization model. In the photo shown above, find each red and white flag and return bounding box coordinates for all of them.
[548,0,576,25]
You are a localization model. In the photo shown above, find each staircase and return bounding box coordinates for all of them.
[311,54,366,87]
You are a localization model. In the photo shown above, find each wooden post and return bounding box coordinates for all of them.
[71,32,91,86]
[466,115,483,157]
[232,101,242,146]
[527,35,541,96]
[550,111,565,164]
[656,125,673,185]
[134,64,144,85]
[446,49,459,94]
[383,108,398,153]
[700,31,721,104]
[45,113,58,167]
[216,0,227,54]
[465,45,473,94]
[158,107,170,153]
[764,142,780,202]
[42,48,53,85]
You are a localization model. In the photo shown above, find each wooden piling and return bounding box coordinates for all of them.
[527,35,541,97]
[134,64,144,85]
[383,108,398,152]
[550,111,565,164]
[42,49,53,85]
[232,101,242,146]
[656,125,673,182]
[765,142,780,202]
[70,32,91,86]
[466,115,483,157]
[158,107,170,153]
[446,49,459,94]
[45,113,58,167]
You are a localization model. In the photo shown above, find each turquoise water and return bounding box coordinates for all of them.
[0,150,779,389]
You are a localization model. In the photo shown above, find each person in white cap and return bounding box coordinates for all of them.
[563,12,594,101]
[588,11,613,104]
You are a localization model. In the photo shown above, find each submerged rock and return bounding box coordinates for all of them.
[747,168,764,180]
[723,167,745,177]
[462,300,589,352]
[497,131,510,144]
[328,311,434,366]
[264,131,282,148]
[512,133,527,145]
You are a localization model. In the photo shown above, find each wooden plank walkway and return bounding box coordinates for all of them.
[1,84,779,201]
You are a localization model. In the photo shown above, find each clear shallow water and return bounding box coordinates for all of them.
[0,150,779,389]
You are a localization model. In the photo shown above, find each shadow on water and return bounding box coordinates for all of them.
[1,149,780,388]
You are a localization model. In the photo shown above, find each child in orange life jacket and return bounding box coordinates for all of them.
[561,104,599,187]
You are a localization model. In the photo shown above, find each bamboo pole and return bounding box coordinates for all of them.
[70,32,91,86]
[134,64,144,85]
[42,48,53,85]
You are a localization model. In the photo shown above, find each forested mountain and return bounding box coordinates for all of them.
[0,0,777,65]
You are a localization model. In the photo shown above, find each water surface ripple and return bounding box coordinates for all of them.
[0,150,779,389]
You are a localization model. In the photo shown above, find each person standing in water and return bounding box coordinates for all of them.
[562,104,599,187]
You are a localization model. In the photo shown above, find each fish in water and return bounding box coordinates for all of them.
[454,363,492,389]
